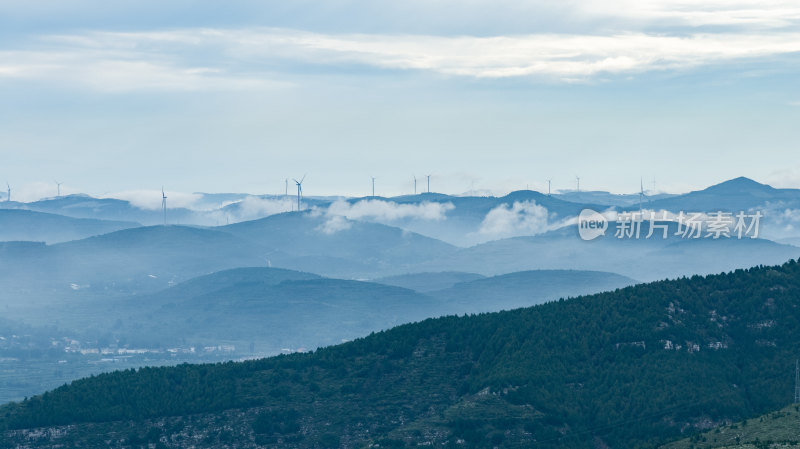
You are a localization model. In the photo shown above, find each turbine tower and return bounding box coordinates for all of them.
[161,187,167,225]
[639,177,645,211]
[285,179,288,197]
[547,179,552,196]
[426,174,431,193]
[413,175,417,195]
[576,176,580,193]
[293,175,305,211]
[371,177,376,198]
[55,180,62,198]
[5,183,10,202]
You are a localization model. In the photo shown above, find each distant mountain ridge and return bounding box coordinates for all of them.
[0,209,139,243]
[3,177,800,246]
[644,177,799,213]
[372,271,486,292]
[429,269,637,312]
[39,267,633,353]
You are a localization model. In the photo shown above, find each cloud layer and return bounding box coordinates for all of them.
[479,201,552,238]
[315,199,454,234]
[325,199,454,222]
[1,18,799,91]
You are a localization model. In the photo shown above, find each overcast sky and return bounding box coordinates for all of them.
[1,0,799,201]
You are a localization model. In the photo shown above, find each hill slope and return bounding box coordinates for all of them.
[0,209,139,243]
[105,271,443,350]
[0,225,269,306]
[1,194,204,226]
[661,405,800,448]
[372,271,486,292]
[221,212,457,277]
[430,269,637,312]
[646,177,798,213]
[422,223,800,281]
[5,261,800,448]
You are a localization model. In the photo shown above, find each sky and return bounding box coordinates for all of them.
[1,0,799,201]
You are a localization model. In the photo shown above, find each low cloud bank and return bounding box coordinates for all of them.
[478,201,553,238]
[317,215,353,235]
[315,199,455,234]
[219,196,295,222]
[327,199,454,222]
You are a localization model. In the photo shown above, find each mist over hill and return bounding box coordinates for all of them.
[0,209,139,243]
[3,177,800,410]
[5,260,800,448]
[5,177,800,246]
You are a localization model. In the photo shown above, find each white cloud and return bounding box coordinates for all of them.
[765,167,800,188]
[579,0,800,29]
[326,199,454,222]
[237,29,800,79]
[478,200,552,238]
[1,24,800,89]
[0,46,288,92]
[316,215,353,235]
[314,199,454,234]
[219,196,295,222]
[754,203,800,239]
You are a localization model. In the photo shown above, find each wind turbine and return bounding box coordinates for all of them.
[161,187,167,225]
[576,176,580,193]
[293,175,305,211]
[55,181,62,198]
[426,174,431,193]
[413,175,417,195]
[285,179,288,197]
[371,177,376,198]
[5,183,10,202]
[639,177,645,211]
[547,179,552,196]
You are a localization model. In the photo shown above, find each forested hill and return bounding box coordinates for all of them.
[5,261,800,448]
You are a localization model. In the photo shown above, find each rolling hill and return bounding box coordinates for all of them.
[352,190,605,246]
[99,269,443,351]
[62,268,635,350]
[5,260,800,448]
[419,222,800,281]
[0,216,461,315]
[429,269,637,312]
[0,209,139,243]
[0,194,204,226]
[645,177,799,213]
[372,271,486,292]
[221,212,458,277]
[0,266,638,404]
[0,225,270,310]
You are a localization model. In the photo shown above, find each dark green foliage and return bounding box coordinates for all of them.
[317,433,340,448]
[5,260,800,448]
[252,409,301,435]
